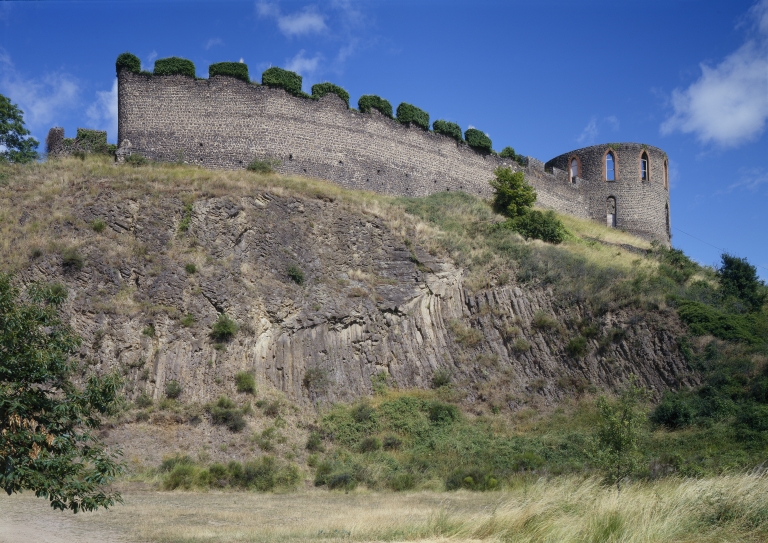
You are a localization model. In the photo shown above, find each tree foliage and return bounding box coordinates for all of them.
[490,167,536,218]
[718,253,767,312]
[0,273,123,512]
[593,376,647,493]
[0,94,39,164]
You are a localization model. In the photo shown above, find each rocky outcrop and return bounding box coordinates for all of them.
[16,187,693,409]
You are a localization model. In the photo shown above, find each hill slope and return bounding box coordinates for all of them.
[0,157,692,412]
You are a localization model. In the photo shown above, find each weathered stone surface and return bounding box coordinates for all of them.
[111,71,671,245]
[16,188,692,409]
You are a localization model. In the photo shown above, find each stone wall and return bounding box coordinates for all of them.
[116,71,669,243]
[546,144,671,243]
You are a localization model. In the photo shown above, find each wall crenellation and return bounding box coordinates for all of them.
[49,64,671,245]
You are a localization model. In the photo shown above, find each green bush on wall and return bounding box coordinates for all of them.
[115,52,141,75]
[464,128,492,152]
[432,120,463,142]
[154,57,196,78]
[311,82,350,107]
[262,67,305,96]
[76,129,109,154]
[209,62,250,83]
[396,103,429,130]
[358,95,393,118]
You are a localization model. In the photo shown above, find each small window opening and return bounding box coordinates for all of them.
[606,152,615,181]
[640,152,649,181]
[664,160,669,190]
[570,158,578,183]
[606,197,617,228]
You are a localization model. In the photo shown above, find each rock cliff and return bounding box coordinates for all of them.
[3,160,692,411]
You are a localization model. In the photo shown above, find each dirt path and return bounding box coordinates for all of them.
[0,493,138,543]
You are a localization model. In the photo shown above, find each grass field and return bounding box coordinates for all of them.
[3,474,768,543]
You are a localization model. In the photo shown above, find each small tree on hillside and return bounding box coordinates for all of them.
[490,166,536,218]
[0,93,39,164]
[718,253,767,312]
[593,375,648,494]
[0,274,123,512]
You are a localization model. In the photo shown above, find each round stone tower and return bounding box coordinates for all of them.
[545,143,671,245]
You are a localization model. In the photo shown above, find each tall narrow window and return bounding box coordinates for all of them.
[570,158,578,183]
[606,152,615,181]
[606,197,616,227]
[640,152,649,181]
[665,203,670,238]
[664,160,669,190]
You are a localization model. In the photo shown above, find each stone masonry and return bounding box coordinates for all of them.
[55,69,672,244]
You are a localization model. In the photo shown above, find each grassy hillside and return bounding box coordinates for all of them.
[1,156,767,493]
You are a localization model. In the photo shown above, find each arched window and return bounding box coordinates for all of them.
[569,156,580,183]
[605,151,616,181]
[606,197,616,228]
[640,151,649,181]
[664,160,669,190]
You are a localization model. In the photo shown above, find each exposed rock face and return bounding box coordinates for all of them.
[18,188,693,408]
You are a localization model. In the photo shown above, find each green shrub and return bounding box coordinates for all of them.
[180,313,195,327]
[508,210,568,244]
[263,400,281,417]
[718,253,767,312]
[154,57,196,78]
[432,120,463,142]
[566,336,588,358]
[142,324,155,337]
[124,153,148,166]
[235,371,256,394]
[210,313,238,341]
[445,468,498,491]
[513,338,531,352]
[287,264,304,285]
[303,367,330,391]
[490,167,536,218]
[116,52,141,75]
[464,128,492,152]
[209,61,249,82]
[358,436,382,453]
[91,219,106,233]
[75,129,109,154]
[306,431,324,452]
[358,95,393,118]
[135,392,153,408]
[387,472,415,491]
[209,396,247,432]
[676,300,764,344]
[428,401,459,424]
[382,435,402,451]
[61,247,83,271]
[532,311,558,331]
[431,367,452,388]
[651,391,697,429]
[499,146,527,166]
[396,102,429,130]
[163,463,198,490]
[512,451,545,471]
[184,263,196,274]
[246,157,279,174]
[311,82,350,107]
[262,67,304,96]
[165,380,182,399]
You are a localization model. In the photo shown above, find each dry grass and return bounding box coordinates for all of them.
[2,474,767,542]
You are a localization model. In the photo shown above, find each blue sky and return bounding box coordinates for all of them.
[1,0,767,279]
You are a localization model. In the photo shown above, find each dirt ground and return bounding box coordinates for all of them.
[0,485,501,543]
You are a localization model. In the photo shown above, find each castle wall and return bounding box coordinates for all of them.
[117,71,668,243]
[546,144,671,243]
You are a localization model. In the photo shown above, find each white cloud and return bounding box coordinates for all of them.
[205,38,224,50]
[86,79,118,143]
[0,49,79,131]
[726,167,768,192]
[256,2,327,37]
[285,50,323,83]
[577,115,620,145]
[143,51,157,71]
[577,118,598,144]
[661,0,768,148]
